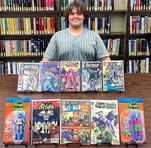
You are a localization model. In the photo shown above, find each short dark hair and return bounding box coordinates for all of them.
[63,0,88,25]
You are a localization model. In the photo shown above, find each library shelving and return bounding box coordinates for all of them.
[1,0,151,74]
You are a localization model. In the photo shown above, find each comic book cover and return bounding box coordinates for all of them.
[61,100,90,145]
[102,60,125,91]
[39,61,60,92]
[82,61,102,92]
[60,61,81,92]
[118,98,146,145]
[91,100,120,145]
[31,99,60,145]
[17,63,40,92]
[3,97,31,145]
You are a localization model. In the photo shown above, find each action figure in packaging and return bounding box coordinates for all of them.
[3,97,31,145]
[118,98,146,145]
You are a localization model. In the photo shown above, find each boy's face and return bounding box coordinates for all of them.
[68,7,85,28]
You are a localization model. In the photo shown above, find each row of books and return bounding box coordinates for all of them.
[0,39,49,56]
[130,0,151,10]
[127,58,150,73]
[16,60,125,92]
[61,0,114,11]
[87,16,111,34]
[0,61,39,75]
[130,15,151,34]
[128,38,150,56]
[0,38,120,57]
[3,97,146,145]
[61,16,111,34]
[0,0,55,11]
[103,38,120,55]
[0,17,56,35]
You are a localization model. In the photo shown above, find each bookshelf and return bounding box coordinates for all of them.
[1,0,150,74]
[127,0,151,73]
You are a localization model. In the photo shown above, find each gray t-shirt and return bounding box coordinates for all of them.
[43,28,109,61]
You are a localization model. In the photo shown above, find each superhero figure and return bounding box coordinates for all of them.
[14,113,26,140]
[131,113,143,141]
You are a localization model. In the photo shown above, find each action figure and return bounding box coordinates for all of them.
[14,113,26,140]
[131,113,143,141]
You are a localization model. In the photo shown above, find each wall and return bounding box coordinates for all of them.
[0,74,150,148]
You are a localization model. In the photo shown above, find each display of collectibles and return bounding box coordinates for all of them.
[17,60,125,92]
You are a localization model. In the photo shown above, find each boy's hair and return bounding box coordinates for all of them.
[63,0,88,25]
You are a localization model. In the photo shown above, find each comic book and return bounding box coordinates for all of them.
[102,60,125,91]
[3,97,31,145]
[39,61,60,92]
[17,63,40,92]
[61,99,90,145]
[60,61,81,92]
[91,100,120,145]
[82,61,102,92]
[31,99,60,145]
[118,98,146,145]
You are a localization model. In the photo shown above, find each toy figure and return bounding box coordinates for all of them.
[14,113,26,140]
[131,113,143,141]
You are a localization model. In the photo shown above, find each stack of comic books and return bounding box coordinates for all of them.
[17,63,40,92]
[61,99,90,145]
[82,61,102,92]
[118,98,146,145]
[91,100,120,145]
[39,61,60,92]
[31,99,60,145]
[102,60,125,91]
[3,97,31,145]
[60,61,81,92]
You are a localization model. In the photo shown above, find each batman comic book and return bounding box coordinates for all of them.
[61,100,90,145]
[31,99,60,145]
[102,60,125,91]
[60,61,81,92]
[17,63,40,92]
[39,61,60,92]
[3,97,31,145]
[118,98,146,145]
[82,61,102,92]
[91,100,120,145]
